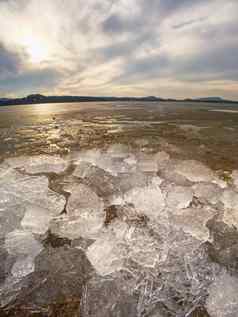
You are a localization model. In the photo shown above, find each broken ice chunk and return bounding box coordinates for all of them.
[126,226,167,267]
[73,161,94,178]
[221,189,238,210]
[206,270,238,317]
[73,164,118,197]
[123,184,166,221]
[118,172,152,193]
[86,235,126,276]
[0,193,26,238]
[73,149,117,175]
[10,255,35,279]
[232,170,238,189]
[175,160,215,182]
[171,207,215,241]
[155,151,170,170]
[81,276,137,317]
[21,204,62,235]
[6,155,68,174]
[221,189,238,228]
[107,143,130,159]
[166,185,193,210]
[159,163,191,186]
[137,153,158,172]
[4,230,43,281]
[65,183,104,216]
[0,167,65,236]
[5,230,42,257]
[51,184,104,240]
[0,162,12,178]
[123,155,137,166]
[50,212,105,240]
[192,182,221,205]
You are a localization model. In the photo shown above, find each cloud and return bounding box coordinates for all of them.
[0,42,22,78]
[0,0,238,99]
[0,68,61,96]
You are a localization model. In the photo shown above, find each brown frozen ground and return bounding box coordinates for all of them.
[1,101,238,317]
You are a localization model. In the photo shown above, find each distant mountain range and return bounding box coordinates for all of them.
[0,94,237,106]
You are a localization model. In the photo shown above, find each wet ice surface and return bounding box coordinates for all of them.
[1,145,238,316]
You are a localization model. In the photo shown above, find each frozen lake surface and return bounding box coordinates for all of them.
[1,101,238,316]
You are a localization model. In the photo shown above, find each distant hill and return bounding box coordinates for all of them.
[0,94,237,106]
[195,97,224,102]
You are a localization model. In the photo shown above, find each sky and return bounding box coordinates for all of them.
[0,0,238,99]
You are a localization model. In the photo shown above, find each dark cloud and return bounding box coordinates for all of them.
[117,42,238,85]
[0,42,22,77]
[102,13,142,34]
[102,14,125,33]
[140,0,206,19]
[100,29,157,60]
[0,68,61,94]
[173,17,208,29]
[176,43,238,82]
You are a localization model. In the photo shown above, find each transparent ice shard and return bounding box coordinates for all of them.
[6,155,68,174]
[206,270,238,317]
[51,184,104,240]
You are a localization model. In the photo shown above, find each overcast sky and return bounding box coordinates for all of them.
[0,0,238,99]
